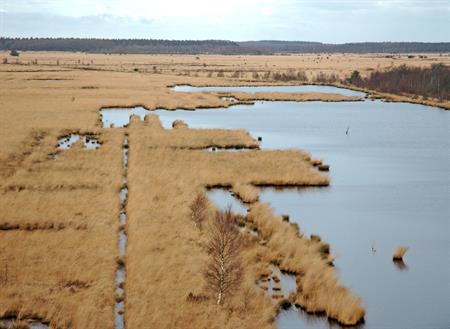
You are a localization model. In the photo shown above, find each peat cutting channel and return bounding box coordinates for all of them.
[115,134,129,329]
[100,85,450,329]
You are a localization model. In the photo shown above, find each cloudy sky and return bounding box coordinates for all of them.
[0,0,448,42]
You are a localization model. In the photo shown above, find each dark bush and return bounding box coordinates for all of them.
[349,64,450,100]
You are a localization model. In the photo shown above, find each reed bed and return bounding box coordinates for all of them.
[232,183,260,203]
[3,52,418,328]
[124,117,361,328]
[247,204,365,326]
[0,130,123,328]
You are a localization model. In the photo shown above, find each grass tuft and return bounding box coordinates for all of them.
[392,246,408,261]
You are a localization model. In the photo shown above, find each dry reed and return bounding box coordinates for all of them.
[6,52,423,328]
[232,183,259,203]
[393,246,408,261]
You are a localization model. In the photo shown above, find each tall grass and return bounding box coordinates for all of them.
[189,192,208,229]
[248,204,365,326]
[393,246,408,261]
[232,183,259,203]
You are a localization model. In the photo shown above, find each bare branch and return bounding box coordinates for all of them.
[203,208,243,305]
[189,192,208,230]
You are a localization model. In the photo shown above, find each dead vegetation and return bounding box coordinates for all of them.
[125,116,362,327]
[232,183,259,203]
[0,221,87,231]
[0,128,122,328]
[393,246,408,261]
[172,119,189,129]
[0,51,409,328]
[247,204,365,326]
[189,192,208,229]
[225,91,361,103]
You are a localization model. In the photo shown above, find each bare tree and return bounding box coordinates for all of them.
[204,209,243,305]
[189,192,208,230]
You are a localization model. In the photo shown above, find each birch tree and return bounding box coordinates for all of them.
[203,209,243,305]
[189,192,208,230]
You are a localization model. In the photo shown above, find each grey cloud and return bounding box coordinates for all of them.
[0,12,155,38]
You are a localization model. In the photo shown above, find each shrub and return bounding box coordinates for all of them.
[347,70,362,85]
[189,192,207,229]
[349,64,450,100]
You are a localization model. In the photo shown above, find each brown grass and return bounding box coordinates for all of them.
[0,129,122,328]
[228,91,360,102]
[232,183,260,203]
[123,116,335,328]
[247,204,365,326]
[7,51,433,328]
[189,192,209,230]
[4,50,448,107]
[172,119,189,129]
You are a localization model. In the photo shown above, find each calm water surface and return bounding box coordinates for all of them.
[102,87,450,329]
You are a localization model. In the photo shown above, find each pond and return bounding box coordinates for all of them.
[57,134,101,150]
[100,86,450,329]
[207,188,248,216]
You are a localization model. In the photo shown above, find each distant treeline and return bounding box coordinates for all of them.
[349,64,450,100]
[239,41,450,54]
[0,38,243,54]
[1,38,449,54]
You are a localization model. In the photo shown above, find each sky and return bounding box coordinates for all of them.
[0,0,449,42]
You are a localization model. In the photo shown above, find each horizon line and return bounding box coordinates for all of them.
[1,37,449,44]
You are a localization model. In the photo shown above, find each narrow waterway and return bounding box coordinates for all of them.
[115,134,129,329]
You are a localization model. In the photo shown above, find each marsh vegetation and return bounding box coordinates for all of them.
[0,51,448,329]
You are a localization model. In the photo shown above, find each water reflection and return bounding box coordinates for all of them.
[277,306,364,329]
[393,259,408,271]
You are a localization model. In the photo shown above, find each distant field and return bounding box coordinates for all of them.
[2,51,448,78]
